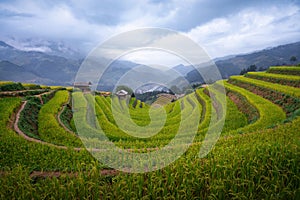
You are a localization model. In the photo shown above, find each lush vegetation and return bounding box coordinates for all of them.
[0,66,299,199]
[38,90,83,147]
[0,82,25,91]
[245,71,300,87]
[267,66,300,75]
[0,97,99,172]
[60,101,77,133]
[18,96,42,139]
[228,76,300,116]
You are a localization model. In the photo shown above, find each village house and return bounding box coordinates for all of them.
[116,89,128,99]
[73,82,92,92]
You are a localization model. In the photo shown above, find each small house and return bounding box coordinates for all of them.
[73,82,91,92]
[116,89,128,99]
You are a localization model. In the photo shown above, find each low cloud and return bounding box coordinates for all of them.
[0,0,299,60]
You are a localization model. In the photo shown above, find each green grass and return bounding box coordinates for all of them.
[59,101,77,133]
[245,72,300,87]
[1,114,299,199]
[267,66,300,75]
[223,81,286,134]
[229,75,300,98]
[21,83,42,90]
[0,65,299,198]
[153,95,174,105]
[38,90,83,147]
[0,81,13,85]
[228,76,300,115]
[18,96,42,139]
[0,97,99,172]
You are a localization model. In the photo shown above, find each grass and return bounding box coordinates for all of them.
[0,65,299,199]
[0,97,99,172]
[38,90,83,147]
[223,81,286,134]
[229,76,300,98]
[18,96,42,139]
[245,71,300,87]
[267,66,300,75]
[21,83,42,90]
[1,115,299,199]
[0,81,13,85]
[228,76,300,115]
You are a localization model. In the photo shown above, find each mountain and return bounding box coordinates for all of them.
[134,83,174,103]
[213,54,237,62]
[103,64,183,92]
[135,83,173,94]
[0,61,38,81]
[2,38,83,59]
[216,41,300,78]
[1,39,299,89]
[0,41,14,48]
[0,41,81,85]
[186,41,300,83]
[0,40,175,89]
[97,60,144,91]
[171,64,194,76]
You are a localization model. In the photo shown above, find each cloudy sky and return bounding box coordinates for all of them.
[0,0,299,63]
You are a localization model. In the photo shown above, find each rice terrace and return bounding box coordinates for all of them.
[0,65,299,199]
[1,0,300,199]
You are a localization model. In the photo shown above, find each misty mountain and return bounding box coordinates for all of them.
[186,41,300,84]
[0,41,80,85]
[0,41,14,48]
[104,64,184,92]
[135,83,173,94]
[1,40,175,88]
[2,38,83,59]
[171,64,195,76]
[1,40,299,89]
[0,60,39,82]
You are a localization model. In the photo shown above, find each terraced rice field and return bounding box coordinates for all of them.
[0,66,299,199]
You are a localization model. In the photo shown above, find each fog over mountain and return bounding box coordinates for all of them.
[0,39,299,91]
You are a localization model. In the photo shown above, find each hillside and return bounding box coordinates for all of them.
[186,41,300,83]
[0,61,37,80]
[0,65,299,198]
[1,40,300,88]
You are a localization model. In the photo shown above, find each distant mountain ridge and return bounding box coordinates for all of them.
[185,41,300,83]
[1,38,83,59]
[0,40,299,89]
[0,41,80,85]
[0,41,13,48]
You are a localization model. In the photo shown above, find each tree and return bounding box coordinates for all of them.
[240,64,257,75]
[248,64,257,72]
[240,68,247,75]
[290,56,297,63]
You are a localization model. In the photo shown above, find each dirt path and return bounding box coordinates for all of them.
[0,89,47,97]
[34,90,54,104]
[14,101,81,151]
[56,94,78,136]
